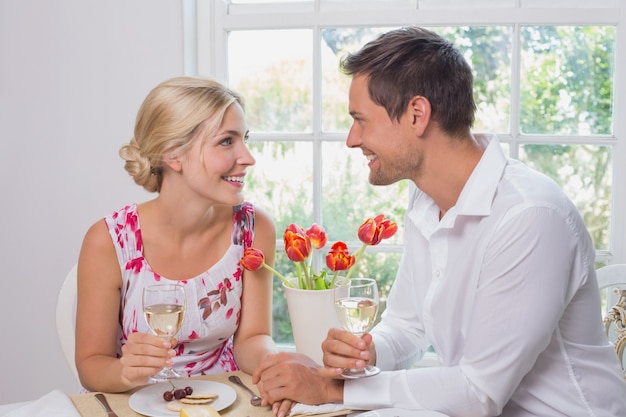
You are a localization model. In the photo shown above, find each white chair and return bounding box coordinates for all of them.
[596,264,626,379]
[56,263,79,382]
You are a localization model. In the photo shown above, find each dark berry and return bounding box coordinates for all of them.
[184,386,193,395]
[174,389,186,399]
[163,390,174,401]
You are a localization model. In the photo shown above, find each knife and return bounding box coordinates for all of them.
[94,393,119,417]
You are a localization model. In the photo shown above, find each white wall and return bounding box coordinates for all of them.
[0,0,184,403]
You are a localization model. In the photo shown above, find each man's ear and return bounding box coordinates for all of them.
[163,151,182,172]
[407,95,431,136]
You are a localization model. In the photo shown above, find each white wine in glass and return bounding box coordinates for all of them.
[143,284,186,382]
[334,277,380,378]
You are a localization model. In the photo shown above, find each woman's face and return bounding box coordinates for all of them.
[180,102,255,206]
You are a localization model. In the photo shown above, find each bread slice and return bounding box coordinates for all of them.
[179,405,221,417]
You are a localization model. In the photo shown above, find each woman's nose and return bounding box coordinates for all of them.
[240,143,256,166]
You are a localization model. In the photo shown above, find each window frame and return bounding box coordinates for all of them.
[187,0,626,264]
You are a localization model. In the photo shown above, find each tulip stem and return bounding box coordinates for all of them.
[261,263,294,288]
[345,244,367,280]
[301,261,311,290]
[295,262,305,289]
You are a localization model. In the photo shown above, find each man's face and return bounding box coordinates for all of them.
[346,75,423,186]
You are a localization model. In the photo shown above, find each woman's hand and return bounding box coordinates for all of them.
[118,333,177,387]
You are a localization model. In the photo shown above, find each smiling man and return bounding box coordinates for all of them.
[253,26,626,417]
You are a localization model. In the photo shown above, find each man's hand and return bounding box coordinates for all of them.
[318,328,376,378]
[252,352,344,416]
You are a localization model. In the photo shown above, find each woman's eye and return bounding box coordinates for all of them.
[220,137,233,146]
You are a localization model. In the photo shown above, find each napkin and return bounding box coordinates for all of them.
[289,402,349,416]
[4,389,81,417]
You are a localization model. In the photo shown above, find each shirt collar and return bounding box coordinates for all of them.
[408,134,507,232]
[454,134,507,217]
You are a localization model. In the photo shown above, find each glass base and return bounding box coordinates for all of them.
[341,365,381,379]
[149,367,183,383]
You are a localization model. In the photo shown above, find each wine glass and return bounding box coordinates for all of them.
[142,284,186,382]
[334,277,381,378]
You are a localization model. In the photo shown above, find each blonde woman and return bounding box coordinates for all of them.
[75,76,278,393]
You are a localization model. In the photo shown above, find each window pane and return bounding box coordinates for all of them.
[433,26,512,134]
[519,144,612,250]
[321,142,407,246]
[228,29,313,132]
[272,251,294,344]
[321,26,512,134]
[520,26,616,135]
[321,27,389,132]
[245,141,314,231]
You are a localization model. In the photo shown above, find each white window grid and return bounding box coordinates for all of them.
[183,0,626,265]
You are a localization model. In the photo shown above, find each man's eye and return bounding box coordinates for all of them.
[243,135,250,144]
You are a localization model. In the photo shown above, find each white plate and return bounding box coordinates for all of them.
[352,408,449,417]
[129,380,237,417]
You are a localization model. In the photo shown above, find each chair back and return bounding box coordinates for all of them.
[596,264,626,379]
[56,264,79,382]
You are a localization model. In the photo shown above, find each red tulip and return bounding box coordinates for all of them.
[347,214,397,280]
[239,247,294,288]
[357,214,397,245]
[357,217,384,245]
[284,224,311,262]
[240,247,265,271]
[305,223,328,249]
[325,241,355,271]
[379,216,398,239]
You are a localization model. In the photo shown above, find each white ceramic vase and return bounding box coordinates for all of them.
[282,278,349,365]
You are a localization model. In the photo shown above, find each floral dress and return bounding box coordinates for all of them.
[104,202,255,376]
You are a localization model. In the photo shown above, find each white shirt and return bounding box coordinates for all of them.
[343,136,626,417]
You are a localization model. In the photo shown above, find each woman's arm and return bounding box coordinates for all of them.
[75,219,173,392]
[232,206,279,373]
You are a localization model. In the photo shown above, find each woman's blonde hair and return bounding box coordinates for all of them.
[119,76,244,192]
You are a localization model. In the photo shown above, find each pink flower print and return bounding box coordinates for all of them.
[243,229,253,246]
[126,210,139,232]
[226,308,234,319]
[220,285,228,305]
[122,306,140,341]
[113,224,126,249]
[188,331,200,340]
[222,356,238,371]
[126,257,144,274]
[233,267,242,282]
[135,229,143,251]
[198,296,213,320]
[199,278,233,320]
